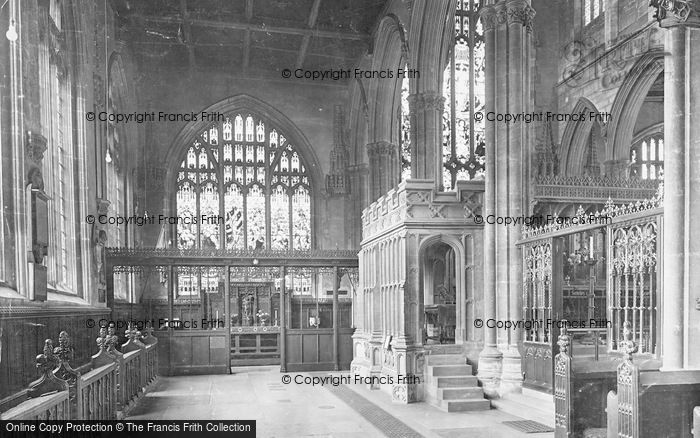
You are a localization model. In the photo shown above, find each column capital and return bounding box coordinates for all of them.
[479,5,498,32]
[366,141,397,157]
[651,0,700,27]
[407,93,445,114]
[505,0,536,32]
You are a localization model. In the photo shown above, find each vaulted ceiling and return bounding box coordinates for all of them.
[113,0,388,77]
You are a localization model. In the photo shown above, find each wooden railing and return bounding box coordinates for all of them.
[0,324,157,420]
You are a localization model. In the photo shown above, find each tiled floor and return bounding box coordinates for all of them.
[127,366,554,438]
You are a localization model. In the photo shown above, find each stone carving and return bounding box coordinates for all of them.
[25,131,48,163]
[506,2,536,31]
[480,6,498,31]
[650,0,698,23]
[522,183,663,239]
[392,384,407,403]
[326,105,350,195]
[408,93,445,114]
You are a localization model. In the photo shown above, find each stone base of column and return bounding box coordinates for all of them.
[391,382,420,403]
[477,346,503,398]
[499,346,523,396]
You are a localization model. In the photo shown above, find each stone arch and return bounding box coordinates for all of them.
[417,234,467,344]
[164,94,323,191]
[162,94,323,248]
[368,14,409,144]
[560,98,604,175]
[606,52,665,163]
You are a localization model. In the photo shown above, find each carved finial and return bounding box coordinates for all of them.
[96,327,108,350]
[125,323,142,341]
[106,324,118,348]
[604,197,615,213]
[53,331,73,363]
[557,323,571,355]
[619,321,638,360]
[36,339,57,374]
[576,205,585,218]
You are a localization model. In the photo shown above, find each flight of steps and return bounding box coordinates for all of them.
[424,351,491,412]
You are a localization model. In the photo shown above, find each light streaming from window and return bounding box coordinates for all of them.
[443,0,486,191]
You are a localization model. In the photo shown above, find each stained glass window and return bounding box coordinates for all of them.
[175,113,312,253]
[400,64,411,181]
[443,0,486,191]
[631,133,664,180]
[584,0,604,25]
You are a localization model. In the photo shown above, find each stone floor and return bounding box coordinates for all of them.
[127,366,554,438]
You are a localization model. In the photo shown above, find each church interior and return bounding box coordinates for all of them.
[1,0,700,436]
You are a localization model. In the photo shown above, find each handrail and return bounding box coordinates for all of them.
[0,391,70,420]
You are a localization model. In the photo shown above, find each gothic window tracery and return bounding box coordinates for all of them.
[630,132,664,180]
[443,0,486,191]
[175,113,312,255]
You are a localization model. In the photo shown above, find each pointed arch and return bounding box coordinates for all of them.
[560,97,603,175]
[165,94,322,190]
[605,52,665,162]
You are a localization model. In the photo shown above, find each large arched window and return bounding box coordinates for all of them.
[175,113,312,252]
[442,0,486,191]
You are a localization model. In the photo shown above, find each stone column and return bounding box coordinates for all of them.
[501,0,534,394]
[655,3,700,368]
[477,3,502,397]
[367,141,399,201]
[409,93,445,186]
[662,23,685,371]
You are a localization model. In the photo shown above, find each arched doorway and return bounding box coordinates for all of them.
[421,241,458,345]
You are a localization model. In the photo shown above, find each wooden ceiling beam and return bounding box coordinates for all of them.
[179,0,196,69]
[295,0,322,69]
[143,15,368,41]
[243,0,254,71]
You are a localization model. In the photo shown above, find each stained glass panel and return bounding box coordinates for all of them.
[442,0,485,191]
[292,186,311,250]
[176,111,312,251]
[271,185,290,250]
[400,65,411,181]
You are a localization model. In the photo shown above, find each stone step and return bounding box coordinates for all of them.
[490,391,555,428]
[429,364,472,376]
[425,344,464,355]
[438,386,484,400]
[439,398,491,412]
[436,376,478,388]
[425,354,466,366]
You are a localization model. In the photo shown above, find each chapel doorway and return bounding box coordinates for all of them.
[229,283,281,366]
[422,242,458,345]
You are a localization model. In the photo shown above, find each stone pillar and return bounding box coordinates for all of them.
[477,3,503,397]
[501,0,534,394]
[409,93,445,186]
[367,141,398,201]
[654,2,700,368]
[662,24,685,371]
